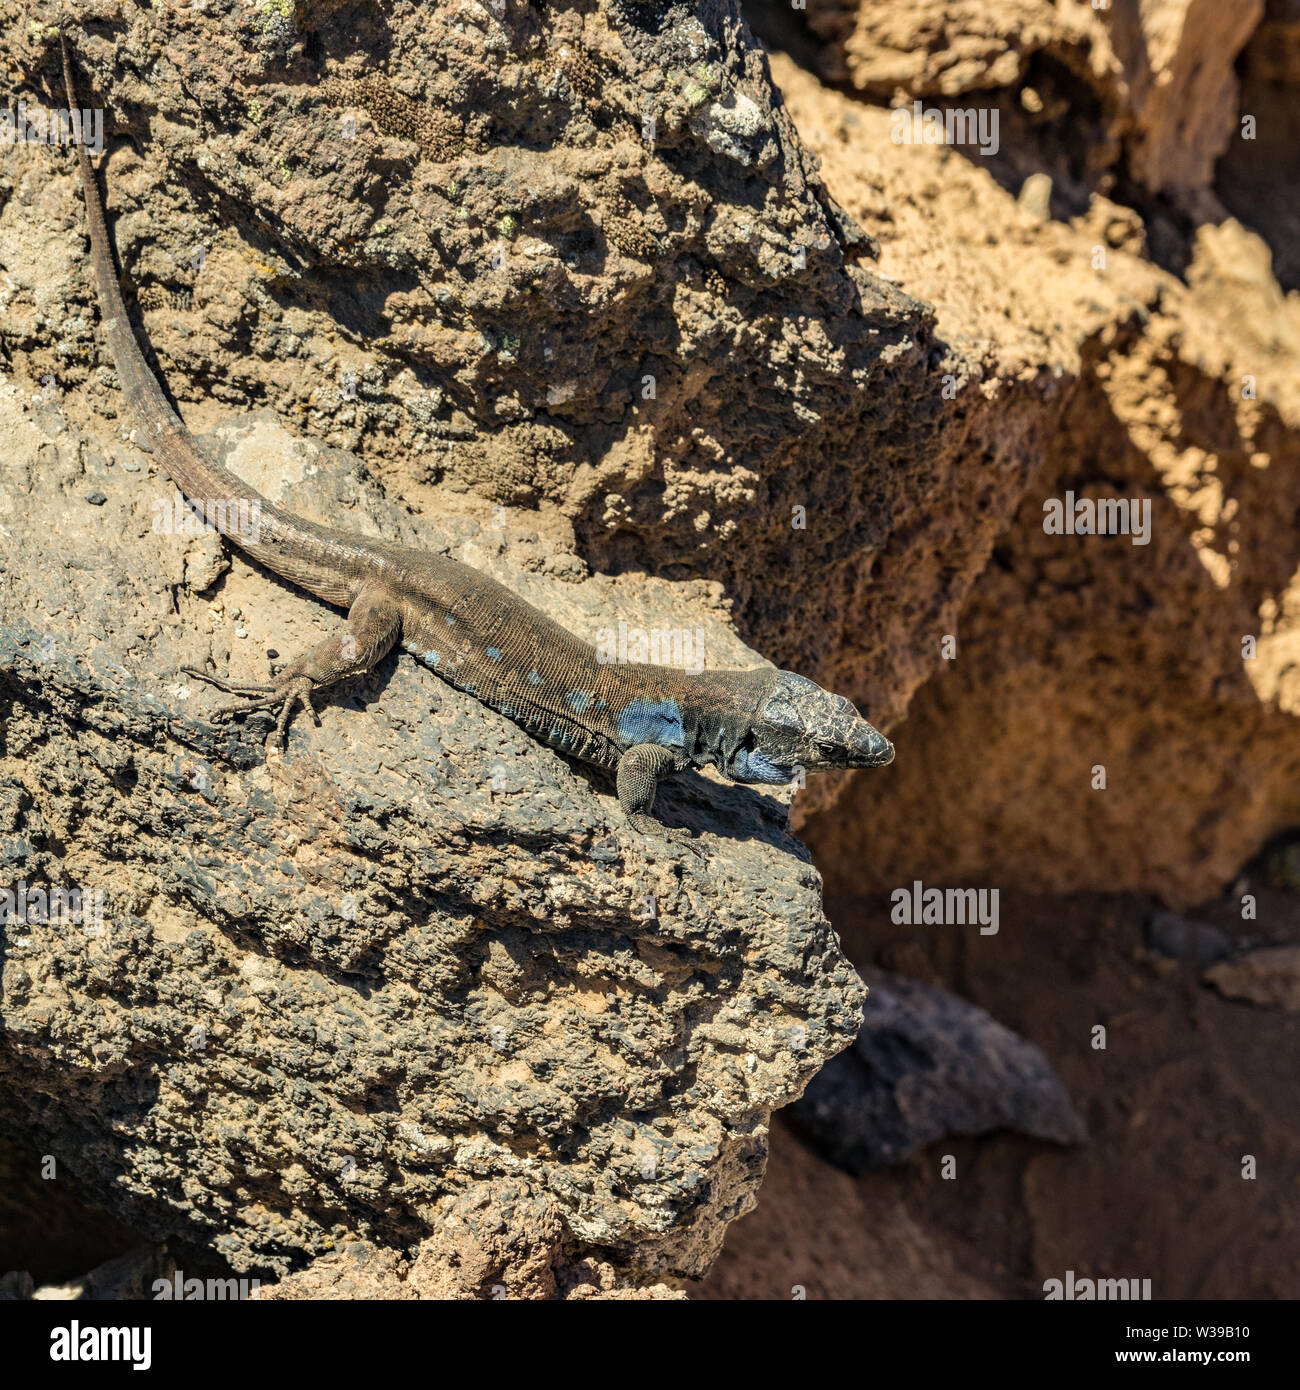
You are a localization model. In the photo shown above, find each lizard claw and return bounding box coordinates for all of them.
[669,828,707,860]
[627,815,706,859]
[268,678,317,749]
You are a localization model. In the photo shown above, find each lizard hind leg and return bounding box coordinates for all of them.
[184,585,403,750]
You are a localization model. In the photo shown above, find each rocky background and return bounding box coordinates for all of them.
[1,0,1298,1297]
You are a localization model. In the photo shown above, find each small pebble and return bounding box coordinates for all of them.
[1018,172,1053,221]
[85,490,107,506]
[1145,911,1232,966]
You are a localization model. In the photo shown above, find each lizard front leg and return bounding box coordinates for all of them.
[616,743,702,854]
[185,584,403,748]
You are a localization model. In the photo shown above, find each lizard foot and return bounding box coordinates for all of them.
[627,814,706,859]
[182,667,319,749]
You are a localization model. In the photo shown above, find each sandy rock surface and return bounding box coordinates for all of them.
[769,49,1300,907]
[798,0,1263,196]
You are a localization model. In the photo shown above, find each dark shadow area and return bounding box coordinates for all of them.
[698,877,1300,1299]
[0,1129,147,1285]
[1215,10,1300,293]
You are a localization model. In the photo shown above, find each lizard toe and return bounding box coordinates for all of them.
[670,828,707,860]
[270,678,316,749]
[181,665,276,698]
[206,689,280,720]
[627,815,706,859]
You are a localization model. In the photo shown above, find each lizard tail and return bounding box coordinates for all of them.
[60,31,362,606]
[61,33,202,472]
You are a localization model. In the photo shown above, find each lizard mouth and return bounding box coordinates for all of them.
[847,724,895,768]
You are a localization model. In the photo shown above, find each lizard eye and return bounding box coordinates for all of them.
[814,738,839,757]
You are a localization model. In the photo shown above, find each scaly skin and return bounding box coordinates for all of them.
[60,32,894,849]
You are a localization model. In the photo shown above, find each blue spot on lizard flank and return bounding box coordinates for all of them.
[445,613,456,625]
[565,690,592,714]
[423,650,440,666]
[616,697,685,749]
[486,647,503,662]
[527,670,541,686]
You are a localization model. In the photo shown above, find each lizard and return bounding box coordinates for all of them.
[58,32,894,851]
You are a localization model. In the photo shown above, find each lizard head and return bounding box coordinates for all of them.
[726,670,895,785]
